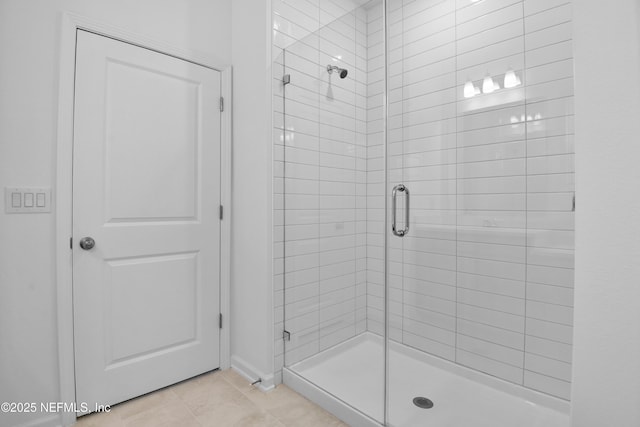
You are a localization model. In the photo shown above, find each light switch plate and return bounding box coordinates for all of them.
[4,187,52,213]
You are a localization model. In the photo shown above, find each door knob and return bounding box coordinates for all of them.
[79,237,96,250]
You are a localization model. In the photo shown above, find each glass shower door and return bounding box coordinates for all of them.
[384,0,575,426]
[384,0,459,424]
[276,0,574,425]
[277,1,386,424]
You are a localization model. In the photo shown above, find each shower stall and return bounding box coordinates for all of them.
[273,0,574,425]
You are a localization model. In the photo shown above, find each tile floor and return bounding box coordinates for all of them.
[74,369,348,427]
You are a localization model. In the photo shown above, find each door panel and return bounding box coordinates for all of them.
[106,252,198,363]
[104,59,199,222]
[72,30,221,409]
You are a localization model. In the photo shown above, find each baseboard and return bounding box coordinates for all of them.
[12,414,62,427]
[273,369,283,386]
[230,355,275,392]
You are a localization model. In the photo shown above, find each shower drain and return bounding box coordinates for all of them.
[413,397,434,409]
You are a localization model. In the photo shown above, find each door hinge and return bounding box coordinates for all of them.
[70,237,73,249]
[220,96,224,112]
[283,330,291,341]
[282,74,291,85]
[219,205,223,220]
[572,193,576,212]
[219,313,223,329]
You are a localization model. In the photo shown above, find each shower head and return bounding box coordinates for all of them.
[327,64,348,79]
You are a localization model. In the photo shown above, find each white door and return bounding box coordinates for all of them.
[72,30,221,409]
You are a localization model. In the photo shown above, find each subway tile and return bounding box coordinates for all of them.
[457,349,523,384]
[527,229,574,250]
[526,77,574,102]
[457,36,524,71]
[403,0,445,18]
[457,4,523,39]
[527,282,574,306]
[404,301,457,331]
[405,57,457,86]
[528,154,574,175]
[403,74,458,104]
[457,175,526,194]
[404,15,455,49]
[527,246,574,268]
[404,318,456,347]
[525,58,573,86]
[406,179,457,195]
[404,288,456,315]
[403,235,457,255]
[526,300,573,326]
[458,193,525,211]
[402,249,457,270]
[524,370,571,400]
[458,318,525,350]
[526,40,573,68]
[526,335,573,362]
[285,281,319,305]
[527,173,575,193]
[457,287,525,316]
[457,0,521,22]
[525,22,572,50]
[406,0,455,30]
[457,334,524,367]
[457,241,526,263]
[457,158,525,179]
[457,303,525,333]
[457,105,525,132]
[403,28,456,61]
[458,272,525,298]
[285,209,320,226]
[527,134,574,157]
[527,192,573,212]
[284,253,319,274]
[458,225,526,246]
[284,146,320,165]
[457,210,526,229]
[273,0,574,396]
[525,3,571,33]
[524,0,571,17]
[405,331,456,361]
[526,318,572,344]
[457,20,523,55]
[528,264,574,287]
[458,124,526,148]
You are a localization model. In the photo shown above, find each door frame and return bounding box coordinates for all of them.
[55,13,232,426]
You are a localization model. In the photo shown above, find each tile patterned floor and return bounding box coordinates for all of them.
[74,369,348,427]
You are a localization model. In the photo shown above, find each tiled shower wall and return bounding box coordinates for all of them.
[272,0,371,384]
[366,0,574,399]
[274,0,574,401]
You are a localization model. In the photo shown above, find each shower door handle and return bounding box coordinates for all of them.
[392,184,410,237]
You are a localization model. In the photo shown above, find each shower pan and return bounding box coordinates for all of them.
[273,0,575,425]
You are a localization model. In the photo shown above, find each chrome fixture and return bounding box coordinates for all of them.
[392,184,410,237]
[327,65,348,79]
[79,236,96,250]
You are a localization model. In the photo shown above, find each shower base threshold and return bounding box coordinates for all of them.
[285,332,570,427]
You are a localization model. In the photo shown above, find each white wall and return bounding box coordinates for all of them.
[571,1,640,426]
[230,0,275,388]
[0,1,231,426]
